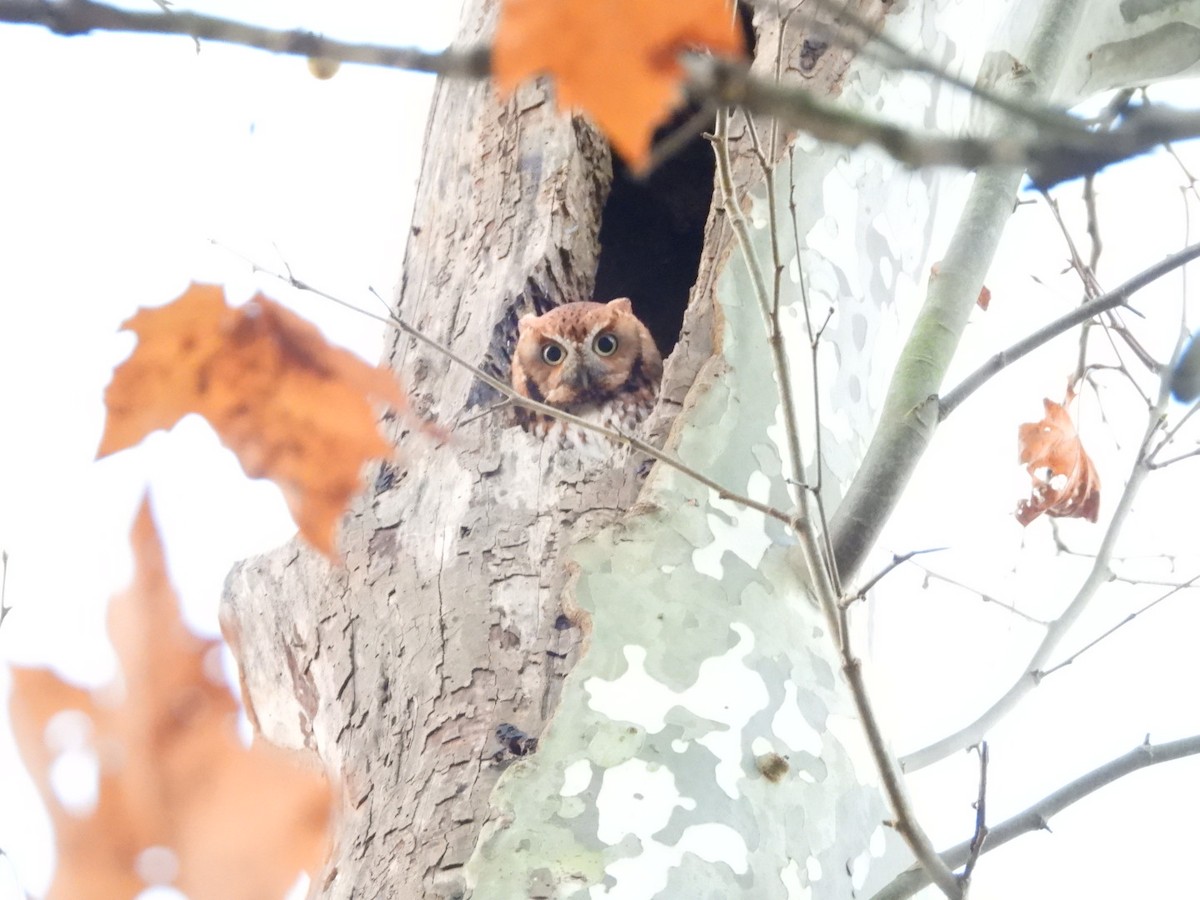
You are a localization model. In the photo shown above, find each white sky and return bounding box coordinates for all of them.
[1,2,1199,899]
[0,1,460,894]
[869,90,1200,898]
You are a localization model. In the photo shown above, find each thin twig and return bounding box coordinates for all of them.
[683,54,1200,188]
[744,0,1082,135]
[1041,191,1102,300]
[831,0,1084,622]
[914,565,1050,627]
[1084,175,1103,273]
[786,147,824,489]
[871,735,1200,900]
[0,0,490,75]
[785,147,841,587]
[1109,573,1200,588]
[713,109,809,503]
[842,548,947,607]
[716,101,958,900]
[961,742,989,883]
[243,261,798,530]
[939,242,1200,419]
[742,109,842,594]
[1038,570,1200,678]
[1146,445,1200,469]
[902,378,1175,773]
[1148,394,1200,463]
[455,399,512,428]
[842,658,963,900]
[741,111,785,320]
[639,103,717,179]
[8,0,1200,183]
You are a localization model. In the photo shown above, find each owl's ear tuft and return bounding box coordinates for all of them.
[605,298,633,315]
[517,314,537,336]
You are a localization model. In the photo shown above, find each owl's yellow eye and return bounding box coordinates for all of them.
[542,343,566,365]
[593,333,618,356]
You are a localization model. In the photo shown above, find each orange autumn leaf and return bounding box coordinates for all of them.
[8,498,331,900]
[98,282,407,556]
[1016,397,1101,525]
[493,0,745,167]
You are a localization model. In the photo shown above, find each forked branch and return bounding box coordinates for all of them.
[6,0,1200,184]
[872,735,1200,900]
[901,378,1176,772]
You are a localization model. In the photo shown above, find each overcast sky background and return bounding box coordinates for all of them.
[1,2,1199,899]
[0,2,460,895]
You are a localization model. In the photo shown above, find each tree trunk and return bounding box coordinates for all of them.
[220,0,1200,898]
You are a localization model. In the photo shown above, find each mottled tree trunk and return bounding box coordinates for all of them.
[219,1,901,897]
[215,0,1143,896]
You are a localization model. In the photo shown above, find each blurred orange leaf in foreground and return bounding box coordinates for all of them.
[1016,396,1101,525]
[493,0,744,167]
[97,282,408,556]
[8,498,331,899]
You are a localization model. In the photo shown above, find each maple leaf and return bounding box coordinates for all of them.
[1016,397,1101,525]
[8,498,331,900]
[98,283,408,556]
[493,0,745,168]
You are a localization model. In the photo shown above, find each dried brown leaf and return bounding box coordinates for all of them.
[9,499,332,899]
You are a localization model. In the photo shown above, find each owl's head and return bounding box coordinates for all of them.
[512,298,661,409]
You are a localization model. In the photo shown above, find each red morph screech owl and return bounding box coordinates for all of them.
[510,298,663,455]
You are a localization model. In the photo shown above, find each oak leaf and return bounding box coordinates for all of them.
[8,498,331,900]
[98,283,407,555]
[493,0,745,167]
[1016,397,1101,525]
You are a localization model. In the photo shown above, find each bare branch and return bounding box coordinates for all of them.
[1083,175,1102,273]
[745,0,1082,135]
[713,108,807,497]
[871,735,1200,900]
[914,565,1050,627]
[717,101,959,900]
[6,0,1200,183]
[1038,571,1200,678]
[901,381,1174,772]
[961,742,989,884]
[1148,393,1200,465]
[842,657,963,900]
[824,0,1092,586]
[1147,444,1200,469]
[842,548,947,607]
[1041,191,1102,300]
[683,55,1200,188]
[243,261,798,530]
[830,165,1021,582]
[0,0,490,76]
[939,242,1200,420]
[640,103,718,178]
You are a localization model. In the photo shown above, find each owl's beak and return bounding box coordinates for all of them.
[561,354,590,390]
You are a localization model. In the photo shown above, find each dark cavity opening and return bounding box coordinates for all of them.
[592,118,714,357]
[592,5,756,357]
